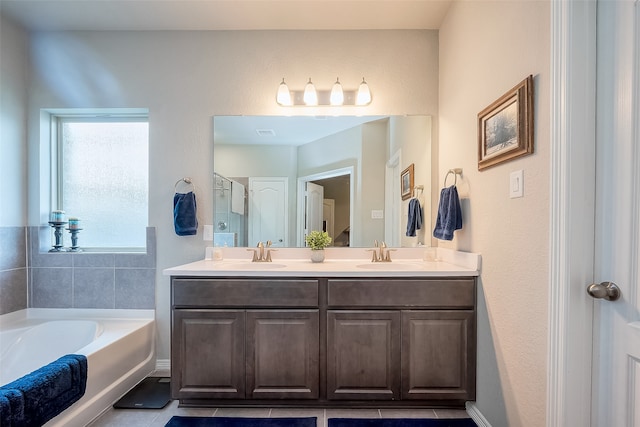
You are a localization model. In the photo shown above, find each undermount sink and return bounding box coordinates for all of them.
[218,262,287,270]
[356,263,423,271]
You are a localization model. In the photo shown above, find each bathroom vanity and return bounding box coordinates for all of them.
[165,248,480,408]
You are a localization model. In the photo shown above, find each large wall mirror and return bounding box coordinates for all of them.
[213,115,432,248]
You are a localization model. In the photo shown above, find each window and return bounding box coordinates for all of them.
[53,115,149,249]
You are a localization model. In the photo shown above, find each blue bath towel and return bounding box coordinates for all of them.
[406,198,423,237]
[174,191,198,236]
[0,389,23,427]
[433,185,463,240]
[0,354,87,427]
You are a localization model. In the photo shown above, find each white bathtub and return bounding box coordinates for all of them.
[0,308,156,427]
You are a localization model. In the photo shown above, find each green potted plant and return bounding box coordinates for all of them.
[305,230,332,263]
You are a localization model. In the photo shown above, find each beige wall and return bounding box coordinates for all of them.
[439,1,550,426]
[23,30,439,361]
[0,15,28,227]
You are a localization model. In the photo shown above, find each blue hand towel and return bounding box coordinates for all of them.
[406,198,423,237]
[173,191,198,236]
[433,185,463,240]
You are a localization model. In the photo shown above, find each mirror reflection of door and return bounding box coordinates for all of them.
[248,177,288,247]
[300,173,351,247]
[323,199,335,242]
[305,182,324,240]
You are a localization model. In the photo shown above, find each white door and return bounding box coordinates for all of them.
[592,0,640,425]
[305,182,324,235]
[248,177,288,247]
[323,199,336,242]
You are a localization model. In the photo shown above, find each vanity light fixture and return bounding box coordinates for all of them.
[276,77,372,106]
[276,78,292,106]
[330,77,344,106]
[303,78,318,106]
[356,77,372,106]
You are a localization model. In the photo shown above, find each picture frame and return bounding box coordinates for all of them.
[478,75,534,170]
[401,164,414,200]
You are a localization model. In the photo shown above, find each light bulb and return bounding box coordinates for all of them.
[330,77,344,106]
[303,78,318,106]
[276,78,292,106]
[356,77,372,105]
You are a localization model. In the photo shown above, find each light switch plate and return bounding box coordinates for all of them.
[371,210,384,219]
[510,170,524,198]
[203,224,214,240]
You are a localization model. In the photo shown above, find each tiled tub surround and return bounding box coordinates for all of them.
[27,226,157,309]
[0,227,28,315]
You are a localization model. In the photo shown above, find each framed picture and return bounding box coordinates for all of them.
[401,164,414,200]
[478,75,534,170]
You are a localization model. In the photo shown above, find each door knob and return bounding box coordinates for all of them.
[587,281,621,301]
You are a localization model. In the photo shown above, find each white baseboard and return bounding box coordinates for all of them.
[466,401,491,427]
[154,359,170,376]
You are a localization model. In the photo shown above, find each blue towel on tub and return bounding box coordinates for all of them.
[173,191,198,236]
[433,185,463,240]
[0,389,23,427]
[0,354,87,427]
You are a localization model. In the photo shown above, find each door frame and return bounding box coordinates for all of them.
[547,1,598,426]
[384,150,402,247]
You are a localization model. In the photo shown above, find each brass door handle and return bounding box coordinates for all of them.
[587,281,621,301]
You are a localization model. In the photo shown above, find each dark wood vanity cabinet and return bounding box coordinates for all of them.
[326,279,476,403]
[171,275,476,407]
[171,278,320,401]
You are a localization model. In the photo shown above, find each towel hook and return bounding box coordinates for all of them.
[174,177,196,193]
[444,168,463,187]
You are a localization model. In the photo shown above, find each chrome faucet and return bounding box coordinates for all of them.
[247,241,275,262]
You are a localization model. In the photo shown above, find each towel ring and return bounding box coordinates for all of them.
[444,168,463,187]
[174,177,196,193]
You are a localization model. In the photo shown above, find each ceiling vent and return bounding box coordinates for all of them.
[256,129,276,137]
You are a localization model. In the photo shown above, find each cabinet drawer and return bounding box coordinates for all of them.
[172,278,319,307]
[327,278,475,308]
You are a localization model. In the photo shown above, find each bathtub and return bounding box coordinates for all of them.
[0,308,156,427]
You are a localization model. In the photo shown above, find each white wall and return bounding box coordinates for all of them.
[24,30,439,360]
[0,14,28,227]
[439,2,550,426]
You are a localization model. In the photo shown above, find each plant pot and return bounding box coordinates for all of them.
[310,249,325,263]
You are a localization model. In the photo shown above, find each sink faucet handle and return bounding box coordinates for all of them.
[384,248,397,262]
[246,248,259,262]
[366,248,380,262]
[265,248,276,262]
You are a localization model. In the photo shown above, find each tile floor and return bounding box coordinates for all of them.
[87,403,472,427]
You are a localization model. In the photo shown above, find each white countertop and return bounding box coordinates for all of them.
[163,247,481,278]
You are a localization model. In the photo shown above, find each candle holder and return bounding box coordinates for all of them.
[48,221,68,252]
[67,227,83,252]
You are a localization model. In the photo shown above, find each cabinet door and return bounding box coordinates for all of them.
[172,309,245,399]
[401,310,476,401]
[246,310,319,399]
[327,310,401,400]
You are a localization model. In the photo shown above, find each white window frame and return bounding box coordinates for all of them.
[50,112,149,251]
